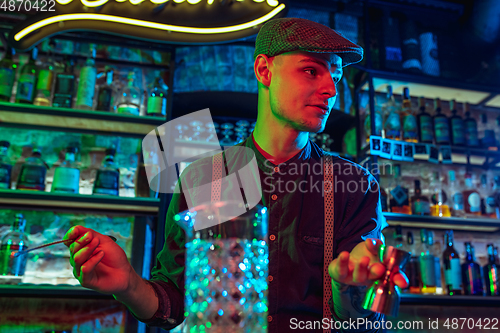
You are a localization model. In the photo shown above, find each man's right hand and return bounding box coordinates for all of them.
[64,226,134,295]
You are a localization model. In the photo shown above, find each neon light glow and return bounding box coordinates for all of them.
[14,4,286,41]
[81,0,110,6]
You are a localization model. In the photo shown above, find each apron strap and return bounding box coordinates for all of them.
[323,153,335,333]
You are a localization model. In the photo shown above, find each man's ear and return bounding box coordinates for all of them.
[254,54,273,87]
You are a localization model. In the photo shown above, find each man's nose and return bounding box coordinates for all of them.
[321,75,337,97]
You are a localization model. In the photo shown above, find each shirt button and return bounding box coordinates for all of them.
[274,166,280,173]
[269,234,276,241]
[268,275,273,282]
[271,194,278,201]
[267,315,273,322]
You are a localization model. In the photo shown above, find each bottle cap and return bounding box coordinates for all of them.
[403,87,410,100]
[450,99,456,111]
[434,98,441,111]
[418,96,426,109]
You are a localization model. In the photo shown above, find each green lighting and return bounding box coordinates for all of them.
[174,215,180,221]
[206,322,212,328]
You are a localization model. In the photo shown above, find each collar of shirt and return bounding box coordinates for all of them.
[246,132,318,174]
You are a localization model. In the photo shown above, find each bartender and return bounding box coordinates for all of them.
[65,17,408,332]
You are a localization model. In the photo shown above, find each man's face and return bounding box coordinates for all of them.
[267,51,343,133]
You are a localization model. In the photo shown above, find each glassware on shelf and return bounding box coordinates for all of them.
[116,72,142,116]
[51,147,80,194]
[220,123,235,146]
[0,213,29,279]
[315,133,333,151]
[416,96,433,144]
[430,171,451,217]
[411,180,431,216]
[75,46,97,110]
[205,122,218,143]
[189,120,206,142]
[15,47,38,104]
[463,172,481,216]
[433,98,451,145]
[384,85,401,140]
[175,124,189,141]
[16,148,48,191]
[92,148,120,196]
[235,120,250,128]
[0,141,12,189]
[0,48,16,103]
[447,170,465,217]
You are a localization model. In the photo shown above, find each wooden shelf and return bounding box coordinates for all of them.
[0,284,113,299]
[0,189,159,215]
[0,102,166,138]
[384,212,500,232]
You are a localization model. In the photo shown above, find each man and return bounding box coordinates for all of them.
[65,18,408,332]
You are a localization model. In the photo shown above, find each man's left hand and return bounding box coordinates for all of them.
[328,239,409,288]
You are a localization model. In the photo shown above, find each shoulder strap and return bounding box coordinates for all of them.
[211,152,224,202]
[323,153,335,332]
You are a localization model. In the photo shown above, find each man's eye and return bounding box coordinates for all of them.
[305,69,316,75]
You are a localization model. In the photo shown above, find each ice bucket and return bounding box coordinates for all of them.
[175,201,269,332]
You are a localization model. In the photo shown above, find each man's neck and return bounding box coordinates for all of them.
[252,119,309,165]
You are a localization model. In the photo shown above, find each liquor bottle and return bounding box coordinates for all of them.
[495,246,500,265]
[419,229,437,294]
[479,174,494,217]
[52,57,75,109]
[433,98,451,145]
[51,147,80,194]
[16,148,48,191]
[93,148,120,196]
[75,46,97,110]
[479,113,496,149]
[96,68,115,112]
[363,103,383,142]
[0,214,29,277]
[463,172,481,216]
[401,87,418,142]
[464,103,479,148]
[443,230,462,295]
[146,76,168,117]
[400,19,422,74]
[383,85,401,140]
[430,171,451,217]
[392,225,404,249]
[15,47,39,104]
[447,170,465,217]
[411,179,431,216]
[0,141,12,190]
[33,42,55,106]
[416,96,433,143]
[428,231,443,295]
[116,72,142,116]
[0,48,17,102]
[461,242,484,295]
[487,176,500,219]
[389,164,411,214]
[380,186,389,212]
[449,100,466,146]
[483,243,500,296]
[405,231,422,294]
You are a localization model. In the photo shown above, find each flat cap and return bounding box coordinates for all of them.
[254,17,363,68]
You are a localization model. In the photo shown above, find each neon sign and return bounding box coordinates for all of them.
[9,0,288,50]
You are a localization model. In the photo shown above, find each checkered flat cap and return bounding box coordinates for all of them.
[254,17,363,67]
